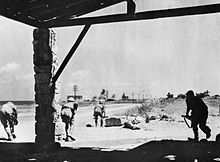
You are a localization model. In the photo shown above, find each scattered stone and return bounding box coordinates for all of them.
[126,115,145,124]
[131,118,140,124]
[160,114,169,120]
[123,121,140,130]
[149,116,157,120]
[159,114,175,121]
[105,117,122,127]
[178,120,184,123]
[86,124,92,127]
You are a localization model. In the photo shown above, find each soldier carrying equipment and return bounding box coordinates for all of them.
[184,90,211,141]
[61,97,78,142]
[93,100,106,127]
[0,102,18,141]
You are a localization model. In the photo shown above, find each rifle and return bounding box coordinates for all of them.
[181,115,192,128]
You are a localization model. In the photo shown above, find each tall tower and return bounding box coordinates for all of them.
[73,85,78,101]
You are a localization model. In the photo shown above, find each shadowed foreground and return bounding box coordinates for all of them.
[0,140,220,162]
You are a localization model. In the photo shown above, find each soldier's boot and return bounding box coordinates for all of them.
[188,137,198,142]
[194,133,199,141]
[191,127,199,141]
[188,131,199,141]
[64,134,70,142]
[5,127,13,141]
[100,119,103,127]
[95,118,98,127]
[12,133,16,139]
[64,137,69,142]
[200,124,211,139]
[206,129,211,139]
[67,135,76,141]
[10,126,16,139]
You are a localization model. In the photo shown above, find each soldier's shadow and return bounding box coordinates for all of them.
[0,140,220,161]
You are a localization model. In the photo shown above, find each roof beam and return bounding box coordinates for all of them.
[35,0,125,21]
[52,24,91,84]
[0,8,42,27]
[43,3,220,28]
[21,0,86,20]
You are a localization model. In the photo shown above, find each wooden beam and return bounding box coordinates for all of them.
[21,0,83,19]
[0,0,125,27]
[70,0,125,18]
[43,3,220,28]
[32,0,125,21]
[0,8,42,27]
[52,24,91,84]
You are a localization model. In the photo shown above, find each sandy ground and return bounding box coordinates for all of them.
[0,103,220,151]
[0,103,220,161]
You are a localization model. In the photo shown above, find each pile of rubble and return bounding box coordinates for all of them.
[101,113,175,130]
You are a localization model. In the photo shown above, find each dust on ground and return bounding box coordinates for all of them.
[0,98,220,161]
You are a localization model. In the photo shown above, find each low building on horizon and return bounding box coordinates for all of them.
[67,95,83,101]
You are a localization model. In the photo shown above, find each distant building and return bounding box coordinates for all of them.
[67,95,83,101]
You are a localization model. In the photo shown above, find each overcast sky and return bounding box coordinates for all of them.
[1,0,220,100]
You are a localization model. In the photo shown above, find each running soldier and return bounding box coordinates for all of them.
[185,90,211,141]
[0,102,18,141]
[61,98,78,141]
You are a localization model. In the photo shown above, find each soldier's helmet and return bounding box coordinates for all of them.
[186,90,195,98]
[67,97,75,102]
[6,102,17,110]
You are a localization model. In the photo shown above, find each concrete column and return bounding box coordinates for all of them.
[33,28,60,145]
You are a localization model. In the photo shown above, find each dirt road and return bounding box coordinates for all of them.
[59,103,213,150]
[0,103,143,148]
[62,103,149,150]
[0,103,219,151]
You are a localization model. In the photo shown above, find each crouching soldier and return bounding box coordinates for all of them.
[0,102,18,141]
[93,101,106,127]
[185,90,211,141]
[61,98,78,142]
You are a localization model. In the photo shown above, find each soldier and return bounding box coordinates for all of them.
[61,97,78,142]
[93,100,106,127]
[0,102,18,141]
[185,90,211,141]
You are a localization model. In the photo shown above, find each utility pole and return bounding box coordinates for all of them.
[73,85,78,101]
[106,90,109,100]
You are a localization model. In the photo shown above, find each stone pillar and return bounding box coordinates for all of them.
[33,28,60,145]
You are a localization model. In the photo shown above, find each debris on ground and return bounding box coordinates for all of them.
[86,124,92,127]
[149,116,157,120]
[123,121,140,130]
[126,115,145,124]
[159,114,175,121]
[105,117,122,127]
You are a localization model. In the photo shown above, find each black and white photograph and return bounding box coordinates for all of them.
[0,0,220,161]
